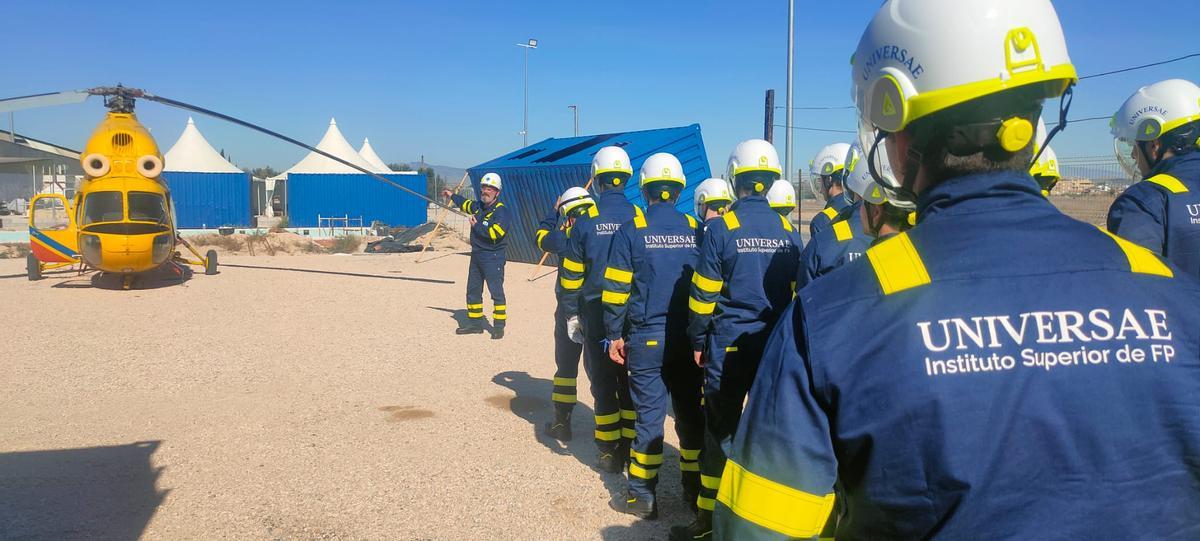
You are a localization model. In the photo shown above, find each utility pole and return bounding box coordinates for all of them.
[764,90,775,143]
[785,0,795,181]
[517,38,539,147]
[568,105,579,136]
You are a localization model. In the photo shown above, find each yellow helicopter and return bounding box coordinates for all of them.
[4,85,457,289]
[20,88,216,288]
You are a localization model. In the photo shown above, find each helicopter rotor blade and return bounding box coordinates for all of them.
[138,92,463,215]
[0,90,91,114]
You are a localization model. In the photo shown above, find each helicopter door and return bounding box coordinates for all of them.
[28,193,79,263]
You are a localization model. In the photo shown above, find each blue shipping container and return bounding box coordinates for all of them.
[285,172,427,228]
[162,171,252,228]
[467,124,710,264]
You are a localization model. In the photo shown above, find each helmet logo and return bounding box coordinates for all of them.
[822,163,834,175]
[1004,27,1043,74]
[614,160,622,168]
[662,167,671,176]
[758,155,768,166]
[882,93,897,116]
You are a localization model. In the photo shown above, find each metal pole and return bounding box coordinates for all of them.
[569,105,579,136]
[785,0,794,182]
[523,46,529,147]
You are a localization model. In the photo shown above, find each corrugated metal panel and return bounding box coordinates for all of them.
[468,124,710,264]
[285,173,426,228]
[162,171,251,228]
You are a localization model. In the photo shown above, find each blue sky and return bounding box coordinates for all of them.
[2,1,1196,177]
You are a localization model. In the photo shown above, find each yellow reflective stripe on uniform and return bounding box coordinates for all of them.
[691,272,723,293]
[725,346,739,352]
[493,313,507,320]
[700,474,721,490]
[723,210,741,230]
[629,462,659,479]
[559,276,583,290]
[604,267,633,284]
[588,206,600,218]
[645,340,659,346]
[494,305,506,311]
[821,206,838,220]
[621,427,637,438]
[551,392,577,403]
[779,214,793,232]
[595,429,621,441]
[680,448,701,461]
[488,226,498,241]
[536,229,549,249]
[620,409,637,420]
[1101,229,1174,278]
[689,297,716,314]
[562,258,585,273]
[468,312,483,319]
[467,303,484,309]
[697,496,716,511]
[716,460,836,539]
[633,213,648,228]
[461,200,475,213]
[680,461,701,472]
[630,450,664,465]
[866,232,931,295]
[1146,173,1188,194]
[602,290,630,305]
[686,214,698,228]
[595,412,621,425]
[832,219,852,242]
[491,223,506,237]
[553,377,576,386]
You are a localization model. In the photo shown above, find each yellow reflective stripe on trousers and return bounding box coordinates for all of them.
[700,474,721,490]
[559,276,583,290]
[630,450,664,466]
[604,267,633,284]
[1101,229,1174,278]
[865,231,931,295]
[689,296,716,315]
[629,462,659,479]
[620,409,637,420]
[716,460,836,539]
[595,412,621,425]
[680,448,701,461]
[551,393,576,403]
[821,206,838,220]
[722,211,741,230]
[493,313,507,320]
[1146,173,1188,194]
[691,272,723,293]
[680,462,701,472]
[621,428,636,438]
[832,219,852,242]
[553,377,576,386]
[562,258,585,272]
[602,290,630,305]
[697,496,716,511]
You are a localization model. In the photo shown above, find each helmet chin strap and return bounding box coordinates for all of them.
[1031,85,1074,167]
[866,130,918,205]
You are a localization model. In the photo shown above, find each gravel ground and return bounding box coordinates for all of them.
[0,251,694,540]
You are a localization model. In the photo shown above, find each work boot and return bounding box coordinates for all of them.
[597,448,624,473]
[455,319,484,335]
[609,493,657,520]
[669,510,712,541]
[543,409,573,442]
[490,325,505,340]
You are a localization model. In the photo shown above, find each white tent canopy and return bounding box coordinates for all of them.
[358,138,394,173]
[163,117,242,173]
[284,118,377,174]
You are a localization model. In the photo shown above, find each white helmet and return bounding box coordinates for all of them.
[766,180,797,213]
[694,177,733,217]
[1111,79,1200,177]
[1029,145,1060,194]
[558,186,594,217]
[852,0,1076,202]
[591,145,634,185]
[726,139,782,194]
[639,152,686,202]
[808,142,852,197]
[480,172,502,191]
[847,140,914,209]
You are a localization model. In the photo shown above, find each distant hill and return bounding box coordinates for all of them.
[400,162,468,183]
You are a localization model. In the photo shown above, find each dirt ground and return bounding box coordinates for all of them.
[0,251,690,540]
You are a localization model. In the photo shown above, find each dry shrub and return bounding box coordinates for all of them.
[327,235,361,254]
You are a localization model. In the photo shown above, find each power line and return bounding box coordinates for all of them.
[1080,52,1200,80]
[771,124,856,134]
[1047,115,1111,127]
[773,105,856,111]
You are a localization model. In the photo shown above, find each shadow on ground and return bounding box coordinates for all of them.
[47,264,193,290]
[223,263,454,284]
[426,306,496,333]
[0,440,168,540]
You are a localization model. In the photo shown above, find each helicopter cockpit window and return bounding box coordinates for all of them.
[128,192,169,224]
[82,191,124,225]
[32,197,71,231]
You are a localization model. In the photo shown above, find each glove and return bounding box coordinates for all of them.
[566,316,584,344]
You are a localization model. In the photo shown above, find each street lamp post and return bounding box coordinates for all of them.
[517,38,538,147]
[785,0,795,184]
[568,105,579,136]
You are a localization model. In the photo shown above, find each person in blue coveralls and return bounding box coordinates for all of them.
[443,172,511,339]
[602,153,705,520]
[536,187,595,442]
[669,139,801,541]
[806,142,851,238]
[796,153,872,288]
[559,145,644,473]
[1107,79,1200,276]
[716,1,1200,539]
